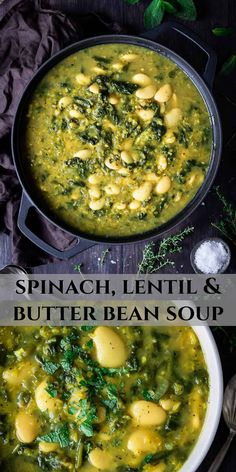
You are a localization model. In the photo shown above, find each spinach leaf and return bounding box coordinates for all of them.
[144,0,165,29]
[38,423,70,448]
[111,80,138,95]
[151,119,166,142]
[212,27,233,37]
[174,0,197,20]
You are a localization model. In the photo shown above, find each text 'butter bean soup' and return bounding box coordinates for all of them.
[24,44,212,237]
[0,326,209,471]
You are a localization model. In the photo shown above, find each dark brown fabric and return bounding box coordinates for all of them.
[0,0,121,266]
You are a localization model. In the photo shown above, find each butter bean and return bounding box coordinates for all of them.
[155,176,171,194]
[120,53,138,62]
[108,94,119,105]
[129,400,167,426]
[35,380,62,413]
[136,85,158,100]
[89,448,113,470]
[73,149,92,160]
[114,202,126,210]
[112,62,123,71]
[127,429,162,455]
[132,73,152,86]
[93,66,106,74]
[132,182,153,202]
[93,327,127,368]
[75,73,90,85]
[155,84,173,103]
[121,150,134,164]
[105,158,121,171]
[137,109,155,121]
[69,109,81,119]
[15,411,39,443]
[39,442,58,453]
[117,167,130,176]
[129,200,141,210]
[58,96,72,109]
[3,361,35,387]
[145,173,159,183]
[88,174,102,185]
[88,186,102,199]
[89,198,105,211]
[122,138,133,150]
[163,131,176,144]
[157,155,167,171]
[104,183,120,195]
[89,83,100,94]
[164,108,182,128]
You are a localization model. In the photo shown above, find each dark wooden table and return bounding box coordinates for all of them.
[1,0,236,470]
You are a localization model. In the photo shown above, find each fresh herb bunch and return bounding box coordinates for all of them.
[212,326,236,353]
[212,187,236,246]
[220,55,236,76]
[212,27,233,37]
[125,0,197,29]
[138,226,193,273]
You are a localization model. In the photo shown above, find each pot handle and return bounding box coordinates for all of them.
[142,21,217,89]
[18,193,95,260]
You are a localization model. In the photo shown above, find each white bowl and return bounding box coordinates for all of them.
[180,325,223,472]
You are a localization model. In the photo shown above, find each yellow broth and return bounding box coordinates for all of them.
[24,44,212,237]
[0,326,209,472]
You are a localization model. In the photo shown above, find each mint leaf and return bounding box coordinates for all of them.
[174,0,197,21]
[38,423,70,448]
[212,27,233,37]
[80,326,94,332]
[163,1,177,14]
[42,361,59,375]
[79,421,94,437]
[125,0,141,3]
[220,55,236,75]
[144,0,165,29]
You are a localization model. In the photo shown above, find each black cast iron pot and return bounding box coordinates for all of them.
[12,22,222,260]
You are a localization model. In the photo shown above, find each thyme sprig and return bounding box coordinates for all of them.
[212,186,236,246]
[100,249,110,268]
[138,226,194,273]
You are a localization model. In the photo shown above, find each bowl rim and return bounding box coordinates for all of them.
[180,324,223,472]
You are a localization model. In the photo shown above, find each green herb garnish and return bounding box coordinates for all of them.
[38,423,70,448]
[212,27,233,37]
[125,0,197,29]
[212,186,236,246]
[74,263,82,273]
[220,55,236,75]
[138,226,194,273]
[42,361,59,375]
[100,249,110,267]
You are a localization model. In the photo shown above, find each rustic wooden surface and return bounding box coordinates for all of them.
[1,0,236,470]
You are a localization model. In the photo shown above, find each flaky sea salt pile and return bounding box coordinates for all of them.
[194,240,230,274]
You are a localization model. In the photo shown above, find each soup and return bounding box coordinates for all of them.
[0,326,209,471]
[24,44,212,237]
